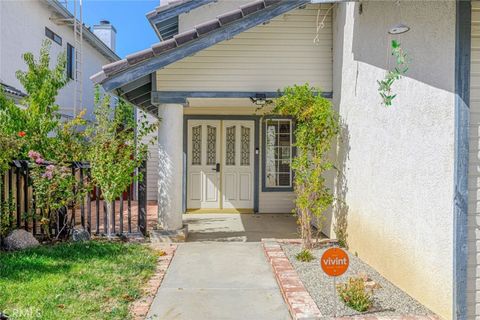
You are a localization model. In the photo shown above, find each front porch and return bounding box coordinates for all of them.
[184,213,298,242]
[132,200,299,241]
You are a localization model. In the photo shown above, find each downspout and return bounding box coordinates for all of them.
[453,1,471,319]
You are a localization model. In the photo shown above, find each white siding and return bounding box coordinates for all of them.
[156,4,333,93]
[179,0,251,31]
[468,2,480,318]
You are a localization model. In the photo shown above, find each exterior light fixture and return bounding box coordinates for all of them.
[250,93,269,106]
[388,23,410,35]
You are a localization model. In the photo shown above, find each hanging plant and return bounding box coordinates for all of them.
[377,40,409,107]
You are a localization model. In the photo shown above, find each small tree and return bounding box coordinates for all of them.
[15,40,69,158]
[87,89,157,237]
[274,84,339,249]
[0,40,69,161]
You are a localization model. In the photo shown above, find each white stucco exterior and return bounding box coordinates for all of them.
[468,2,480,318]
[157,104,184,230]
[0,0,117,120]
[331,2,456,319]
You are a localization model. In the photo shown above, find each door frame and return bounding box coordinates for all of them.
[183,115,260,213]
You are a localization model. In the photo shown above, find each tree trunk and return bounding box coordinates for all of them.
[105,201,112,239]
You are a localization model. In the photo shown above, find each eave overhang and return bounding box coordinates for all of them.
[146,0,216,40]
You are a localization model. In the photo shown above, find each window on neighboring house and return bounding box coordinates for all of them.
[263,118,293,191]
[67,43,74,80]
[45,27,62,45]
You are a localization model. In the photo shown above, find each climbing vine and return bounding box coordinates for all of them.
[377,40,409,107]
[273,84,340,249]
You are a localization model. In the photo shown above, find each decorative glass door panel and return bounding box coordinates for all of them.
[187,119,255,211]
[222,120,255,209]
[187,120,221,209]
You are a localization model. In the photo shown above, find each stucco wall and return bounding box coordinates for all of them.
[0,0,113,120]
[331,2,455,319]
[468,2,480,318]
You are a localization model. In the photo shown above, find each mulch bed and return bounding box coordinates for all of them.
[130,244,177,320]
[263,239,440,320]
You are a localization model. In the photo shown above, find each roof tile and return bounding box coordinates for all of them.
[196,19,221,36]
[217,9,244,25]
[264,0,281,7]
[126,48,154,65]
[90,71,107,84]
[240,0,266,16]
[174,29,198,45]
[152,38,178,55]
[102,59,128,76]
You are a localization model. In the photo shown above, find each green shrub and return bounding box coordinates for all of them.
[295,248,315,262]
[337,277,373,312]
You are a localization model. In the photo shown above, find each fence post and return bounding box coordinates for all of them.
[0,171,4,243]
[14,161,21,229]
[138,161,147,236]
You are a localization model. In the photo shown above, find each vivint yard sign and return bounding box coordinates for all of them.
[321,247,349,277]
[321,247,349,317]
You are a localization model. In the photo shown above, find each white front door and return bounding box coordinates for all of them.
[187,120,221,209]
[186,119,255,210]
[222,121,254,209]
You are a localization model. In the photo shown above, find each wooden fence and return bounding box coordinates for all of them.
[0,160,147,240]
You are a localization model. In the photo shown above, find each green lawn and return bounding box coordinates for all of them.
[0,241,158,320]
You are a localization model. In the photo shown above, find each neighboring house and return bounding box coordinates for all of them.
[91,1,476,319]
[0,0,119,119]
[0,82,28,105]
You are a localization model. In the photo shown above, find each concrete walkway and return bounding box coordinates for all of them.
[184,213,298,242]
[146,242,291,320]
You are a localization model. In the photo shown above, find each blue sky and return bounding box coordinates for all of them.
[81,0,159,58]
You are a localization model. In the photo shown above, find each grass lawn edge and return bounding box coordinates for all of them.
[129,244,177,320]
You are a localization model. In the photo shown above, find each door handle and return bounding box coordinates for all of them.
[212,163,220,172]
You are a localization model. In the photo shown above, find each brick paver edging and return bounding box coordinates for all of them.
[262,238,322,320]
[262,239,441,320]
[130,244,177,320]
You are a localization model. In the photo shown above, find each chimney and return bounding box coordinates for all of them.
[93,20,117,52]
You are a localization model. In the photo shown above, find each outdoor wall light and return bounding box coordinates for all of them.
[388,23,410,35]
[250,93,268,106]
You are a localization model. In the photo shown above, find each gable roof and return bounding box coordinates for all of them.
[146,0,216,40]
[91,0,316,114]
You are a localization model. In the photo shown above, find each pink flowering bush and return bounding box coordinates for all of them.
[28,151,79,238]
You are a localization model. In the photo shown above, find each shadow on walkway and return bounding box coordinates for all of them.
[184,213,299,242]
